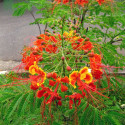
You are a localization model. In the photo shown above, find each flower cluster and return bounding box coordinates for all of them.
[20,30,108,115]
[54,0,106,6]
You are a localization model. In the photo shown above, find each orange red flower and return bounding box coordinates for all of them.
[96,0,105,5]
[75,0,89,6]
[82,41,93,51]
[69,67,93,88]
[47,73,69,92]
[29,61,38,75]
[45,44,58,53]
[71,38,84,50]
[29,62,46,90]
[90,53,103,79]
[65,93,84,109]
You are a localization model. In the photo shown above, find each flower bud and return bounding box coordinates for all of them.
[53,43,56,47]
[74,30,76,34]
[85,38,90,41]
[47,73,52,79]
[67,66,72,71]
[76,33,80,36]
[74,25,78,29]
[53,30,55,33]
[83,35,86,38]
[32,51,38,55]
[88,52,94,57]
[69,28,72,31]
[61,56,65,60]
[41,42,45,45]
[39,57,43,61]
[59,25,62,29]
[84,50,88,54]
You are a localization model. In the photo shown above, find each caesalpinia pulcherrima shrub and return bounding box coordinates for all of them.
[1,0,125,124]
[20,28,109,119]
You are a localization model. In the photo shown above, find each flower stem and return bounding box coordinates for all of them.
[61,17,66,76]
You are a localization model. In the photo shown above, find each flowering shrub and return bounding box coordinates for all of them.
[20,28,113,121]
[0,0,125,124]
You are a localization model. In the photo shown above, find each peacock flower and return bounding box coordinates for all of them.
[65,93,84,109]
[37,68,46,83]
[69,71,79,88]
[71,38,84,50]
[90,53,103,79]
[79,67,88,80]
[96,0,105,5]
[29,62,46,89]
[82,41,93,51]
[83,73,93,84]
[69,67,93,88]
[63,30,74,37]
[29,61,38,75]
[48,74,69,92]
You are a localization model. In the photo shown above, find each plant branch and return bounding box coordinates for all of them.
[109,29,125,44]
[61,17,65,76]
[44,23,48,33]
[30,11,41,34]
[104,28,108,44]
[80,4,89,28]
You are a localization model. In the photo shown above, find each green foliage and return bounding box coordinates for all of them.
[0,74,43,124]
[1,0,124,124]
[79,103,125,125]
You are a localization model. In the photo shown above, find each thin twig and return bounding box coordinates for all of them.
[30,11,41,34]
[104,28,108,44]
[109,29,125,44]
[44,23,48,33]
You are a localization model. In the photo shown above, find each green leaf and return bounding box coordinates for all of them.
[13,7,27,16]
[94,108,99,125]
[103,115,122,125]
[21,93,31,115]
[80,106,92,125]
[5,94,24,119]
[0,94,14,103]
[108,111,125,119]
[17,93,29,116]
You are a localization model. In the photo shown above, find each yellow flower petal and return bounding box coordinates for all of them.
[84,73,93,84]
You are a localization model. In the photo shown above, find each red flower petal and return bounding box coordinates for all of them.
[61,84,68,92]
[57,100,62,106]
[69,99,74,109]
[61,76,69,83]
[49,80,56,86]
[30,84,38,90]
[82,41,93,51]
[52,72,57,79]
[92,69,103,79]
[45,45,58,53]
[89,82,96,92]
[37,90,46,98]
